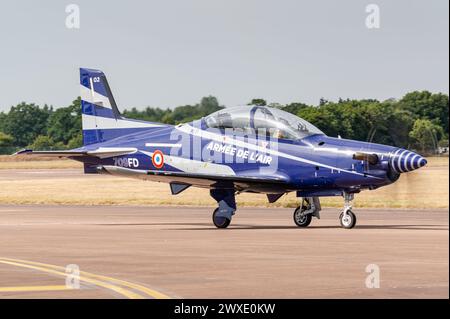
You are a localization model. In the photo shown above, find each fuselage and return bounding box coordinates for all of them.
[75,118,426,197]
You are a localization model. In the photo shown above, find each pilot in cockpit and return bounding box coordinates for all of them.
[273,129,285,139]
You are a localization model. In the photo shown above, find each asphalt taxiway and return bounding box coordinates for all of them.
[0,205,448,298]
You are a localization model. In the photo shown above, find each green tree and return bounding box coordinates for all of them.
[0,131,14,155]
[438,139,449,148]
[282,102,310,115]
[297,107,337,136]
[385,106,415,148]
[0,132,13,147]
[0,112,6,131]
[2,103,51,146]
[67,134,83,149]
[125,96,223,125]
[28,135,65,151]
[248,99,267,106]
[398,91,449,135]
[47,98,82,144]
[199,96,221,115]
[168,105,200,124]
[122,106,172,123]
[409,119,443,154]
[319,98,328,106]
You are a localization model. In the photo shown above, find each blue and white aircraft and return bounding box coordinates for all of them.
[16,68,428,229]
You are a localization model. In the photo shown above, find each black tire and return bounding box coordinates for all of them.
[339,210,357,229]
[293,206,312,227]
[212,208,231,228]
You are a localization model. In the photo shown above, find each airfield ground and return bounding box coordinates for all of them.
[0,205,448,299]
[0,158,448,298]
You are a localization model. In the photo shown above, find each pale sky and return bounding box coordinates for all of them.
[0,0,448,112]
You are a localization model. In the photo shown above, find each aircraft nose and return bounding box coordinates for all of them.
[389,149,427,173]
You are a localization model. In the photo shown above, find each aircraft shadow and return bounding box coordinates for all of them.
[91,222,446,231]
[166,224,447,231]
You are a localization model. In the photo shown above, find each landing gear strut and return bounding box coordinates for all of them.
[210,189,236,229]
[339,192,357,229]
[293,197,321,227]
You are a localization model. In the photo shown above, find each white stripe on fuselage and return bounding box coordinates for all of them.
[145,143,182,148]
[82,114,164,130]
[140,150,236,176]
[176,124,383,180]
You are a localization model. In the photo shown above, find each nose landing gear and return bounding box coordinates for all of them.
[339,192,357,229]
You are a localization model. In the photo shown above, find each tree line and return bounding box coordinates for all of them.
[0,91,448,155]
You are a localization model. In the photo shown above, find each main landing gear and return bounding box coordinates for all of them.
[212,208,231,228]
[293,197,321,227]
[210,189,236,229]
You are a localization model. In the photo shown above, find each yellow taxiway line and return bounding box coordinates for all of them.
[0,257,170,299]
[0,285,70,292]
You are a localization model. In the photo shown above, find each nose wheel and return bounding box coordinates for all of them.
[339,192,357,229]
[339,210,357,229]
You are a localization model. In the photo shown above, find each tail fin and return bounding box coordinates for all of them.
[80,68,164,145]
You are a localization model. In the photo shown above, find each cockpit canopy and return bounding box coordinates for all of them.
[204,105,325,140]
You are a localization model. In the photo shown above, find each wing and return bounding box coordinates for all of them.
[98,165,293,193]
[13,147,137,159]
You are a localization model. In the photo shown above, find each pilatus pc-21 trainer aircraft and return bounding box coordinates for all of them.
[15,68,428,229]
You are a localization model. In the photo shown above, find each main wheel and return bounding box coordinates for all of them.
[293,206,312,227]
[212,208,231,228]
[339,210,357,229]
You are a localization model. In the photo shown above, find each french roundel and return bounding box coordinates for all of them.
[152,150,164,169]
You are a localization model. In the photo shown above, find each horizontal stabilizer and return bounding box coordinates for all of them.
[84,147,137,158]
[13,147,137,159]
[13,149,87,157]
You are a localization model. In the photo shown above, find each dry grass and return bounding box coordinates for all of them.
[0,156,82,169]
[0,157,448,209]
[0,160,82,169]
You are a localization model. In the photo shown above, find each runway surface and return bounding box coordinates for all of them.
[0,205,448,298]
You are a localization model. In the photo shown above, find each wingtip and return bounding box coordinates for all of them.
[12,149,33,156]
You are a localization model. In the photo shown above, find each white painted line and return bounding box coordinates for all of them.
[145,143,182,148]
